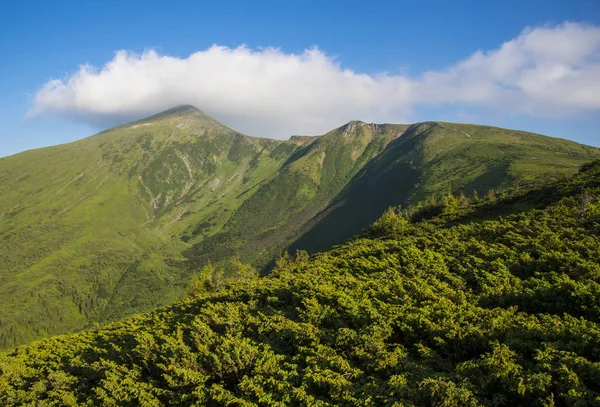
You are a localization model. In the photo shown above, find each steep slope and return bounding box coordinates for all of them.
[291,121,600,253]
[0,108,598,348]
[2,160,599,406]
[0,106,306,347]
[183,121,409,268]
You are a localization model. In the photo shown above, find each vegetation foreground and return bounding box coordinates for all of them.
[2,160,600,406]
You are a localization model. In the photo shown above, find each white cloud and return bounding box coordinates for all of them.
[413,22,600,115]
[29,22,600,138]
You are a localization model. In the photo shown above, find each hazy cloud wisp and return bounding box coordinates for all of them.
[30,22,600,138]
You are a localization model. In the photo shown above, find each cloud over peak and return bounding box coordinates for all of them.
[30,22,600,138]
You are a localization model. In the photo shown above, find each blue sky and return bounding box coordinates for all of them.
[1,0,599,157]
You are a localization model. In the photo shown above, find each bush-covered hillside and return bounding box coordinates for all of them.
[1,160,600,406]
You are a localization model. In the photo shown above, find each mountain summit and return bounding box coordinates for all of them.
[151,104,204,117]
[129,105,237,136]
[0,107,598,347]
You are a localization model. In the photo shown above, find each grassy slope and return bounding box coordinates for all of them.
[0,107,598,348]
[1,160,599,406]
[0,107,304,347]
[183,121,410,268]
[291,121,600,253]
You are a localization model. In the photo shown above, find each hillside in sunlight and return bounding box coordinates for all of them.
[2,159,600,406]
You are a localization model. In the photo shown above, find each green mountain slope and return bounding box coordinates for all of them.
[2,160,599,406]
[0,106,301,347]
[0,106,598,348]
[183,121,410,268]
[291,121,599,253]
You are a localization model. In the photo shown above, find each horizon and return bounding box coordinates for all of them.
[4,103,598,159]
[1,0,599,157]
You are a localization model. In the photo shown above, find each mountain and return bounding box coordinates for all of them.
[182,120,410,268]
[2,159,599,406]
[0,105,295,347]
[291,121,599,253]
[0,106,598,348]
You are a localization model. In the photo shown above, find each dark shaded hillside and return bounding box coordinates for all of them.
[291,121,599,253]
[183,121,410,268]
[2,160,600,406]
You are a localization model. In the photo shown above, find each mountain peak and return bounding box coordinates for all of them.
[144,105,209,121]
[336,120,407,138]
[130,105,238,135]
[162,104,201,114]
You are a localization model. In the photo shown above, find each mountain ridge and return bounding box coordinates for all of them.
[0,106,598,348]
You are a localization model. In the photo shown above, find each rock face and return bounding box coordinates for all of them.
[1,106,598,348]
